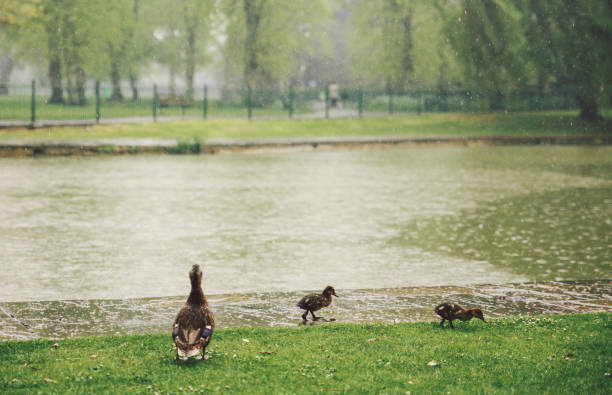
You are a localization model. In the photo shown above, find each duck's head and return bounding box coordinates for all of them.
[189,264,203,285]
[323,286,338,298]
[471,308,486,322]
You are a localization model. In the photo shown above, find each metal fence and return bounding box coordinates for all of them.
[0,80,600,127]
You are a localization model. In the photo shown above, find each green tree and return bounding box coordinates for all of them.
[351,0,459,94]
[0,0,43,93]
[443,0,525,110]
[29,0,107,104]
[520,0,612,120]
[146,0,215,101]
[222,0,328,104]
[352,0,415,93]
[181,0,215,102]
[102,0,152,101]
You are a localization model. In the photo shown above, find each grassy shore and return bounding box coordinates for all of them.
[1,111,611,141]
[1,313,610,394]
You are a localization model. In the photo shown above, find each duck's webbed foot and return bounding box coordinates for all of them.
[440,319,445,327]
[311,311,321,321]
[449,320,455,329]
[301,311,308,323]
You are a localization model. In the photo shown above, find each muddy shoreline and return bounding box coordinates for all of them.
[0,134,611,157]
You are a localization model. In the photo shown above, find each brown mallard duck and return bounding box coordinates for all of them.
[172,264,215,360]
[435,303,486,329]
[297,286,338,322]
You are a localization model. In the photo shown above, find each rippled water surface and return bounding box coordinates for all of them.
[0,146,610,304]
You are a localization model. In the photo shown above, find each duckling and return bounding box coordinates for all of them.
[297,286,338,323]
[172,264,215,360]
[435,303,486,329]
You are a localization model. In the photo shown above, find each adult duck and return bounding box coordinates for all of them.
[297,286,338,322]
[172,264,215,360]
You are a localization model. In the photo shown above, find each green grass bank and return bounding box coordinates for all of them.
[1,313,610,394]
[1,111,611,141]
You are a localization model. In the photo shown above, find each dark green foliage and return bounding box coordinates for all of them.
[444,0,612,118]
[166,138,203,154]
[520,1,612,120]
[444,0,526,110]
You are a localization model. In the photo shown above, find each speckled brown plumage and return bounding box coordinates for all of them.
[435,303,486,329]
[172,264,215,360]
[297,286,338,322]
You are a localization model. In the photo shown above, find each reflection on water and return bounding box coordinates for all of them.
[1,281,610,340]
[0,146,610,302]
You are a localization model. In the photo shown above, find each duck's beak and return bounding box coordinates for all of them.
[334,293,339,298]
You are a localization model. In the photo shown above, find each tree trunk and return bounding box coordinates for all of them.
[489,89,505,111]
[129,72,139,101]
[400,8,414,92]
[128,0,140,101]
[169,67,176,96]
[0,55,14,95]
[110,59,123,101]
[48,50,64,104]
[45,0,64,103]
[66,69,74,105]
[577,94,600,121]
[185,28,196,102]
[243,0,262,97]
[75,66,87,105]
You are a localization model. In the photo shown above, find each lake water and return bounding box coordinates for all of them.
[0,146,610,302]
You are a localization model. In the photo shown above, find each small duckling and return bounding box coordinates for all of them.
[435,302,486,329]
[297,286,338,323]
[172,264,215,360]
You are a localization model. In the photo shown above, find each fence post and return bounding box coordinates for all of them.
[288,86,294,119]
[30,80,36,128]
[325,85,329,119]
[247,85,252,120]
[388,88,394,115]
[95,80,101,123]
[203,84,208,119]
[358,87,363,118]
[153,84,158,121]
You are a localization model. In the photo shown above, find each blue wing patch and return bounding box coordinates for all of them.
[201,325,212,339]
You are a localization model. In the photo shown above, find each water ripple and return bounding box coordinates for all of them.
[1,280,610,341]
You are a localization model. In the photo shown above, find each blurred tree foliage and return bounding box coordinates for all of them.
[143,0,215,102]
[519,0,612,120]
[221,0,329,105]
[0,0,609,118]
[351,0,460,93]
[442,0,525,110]
[440,0,610,117]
